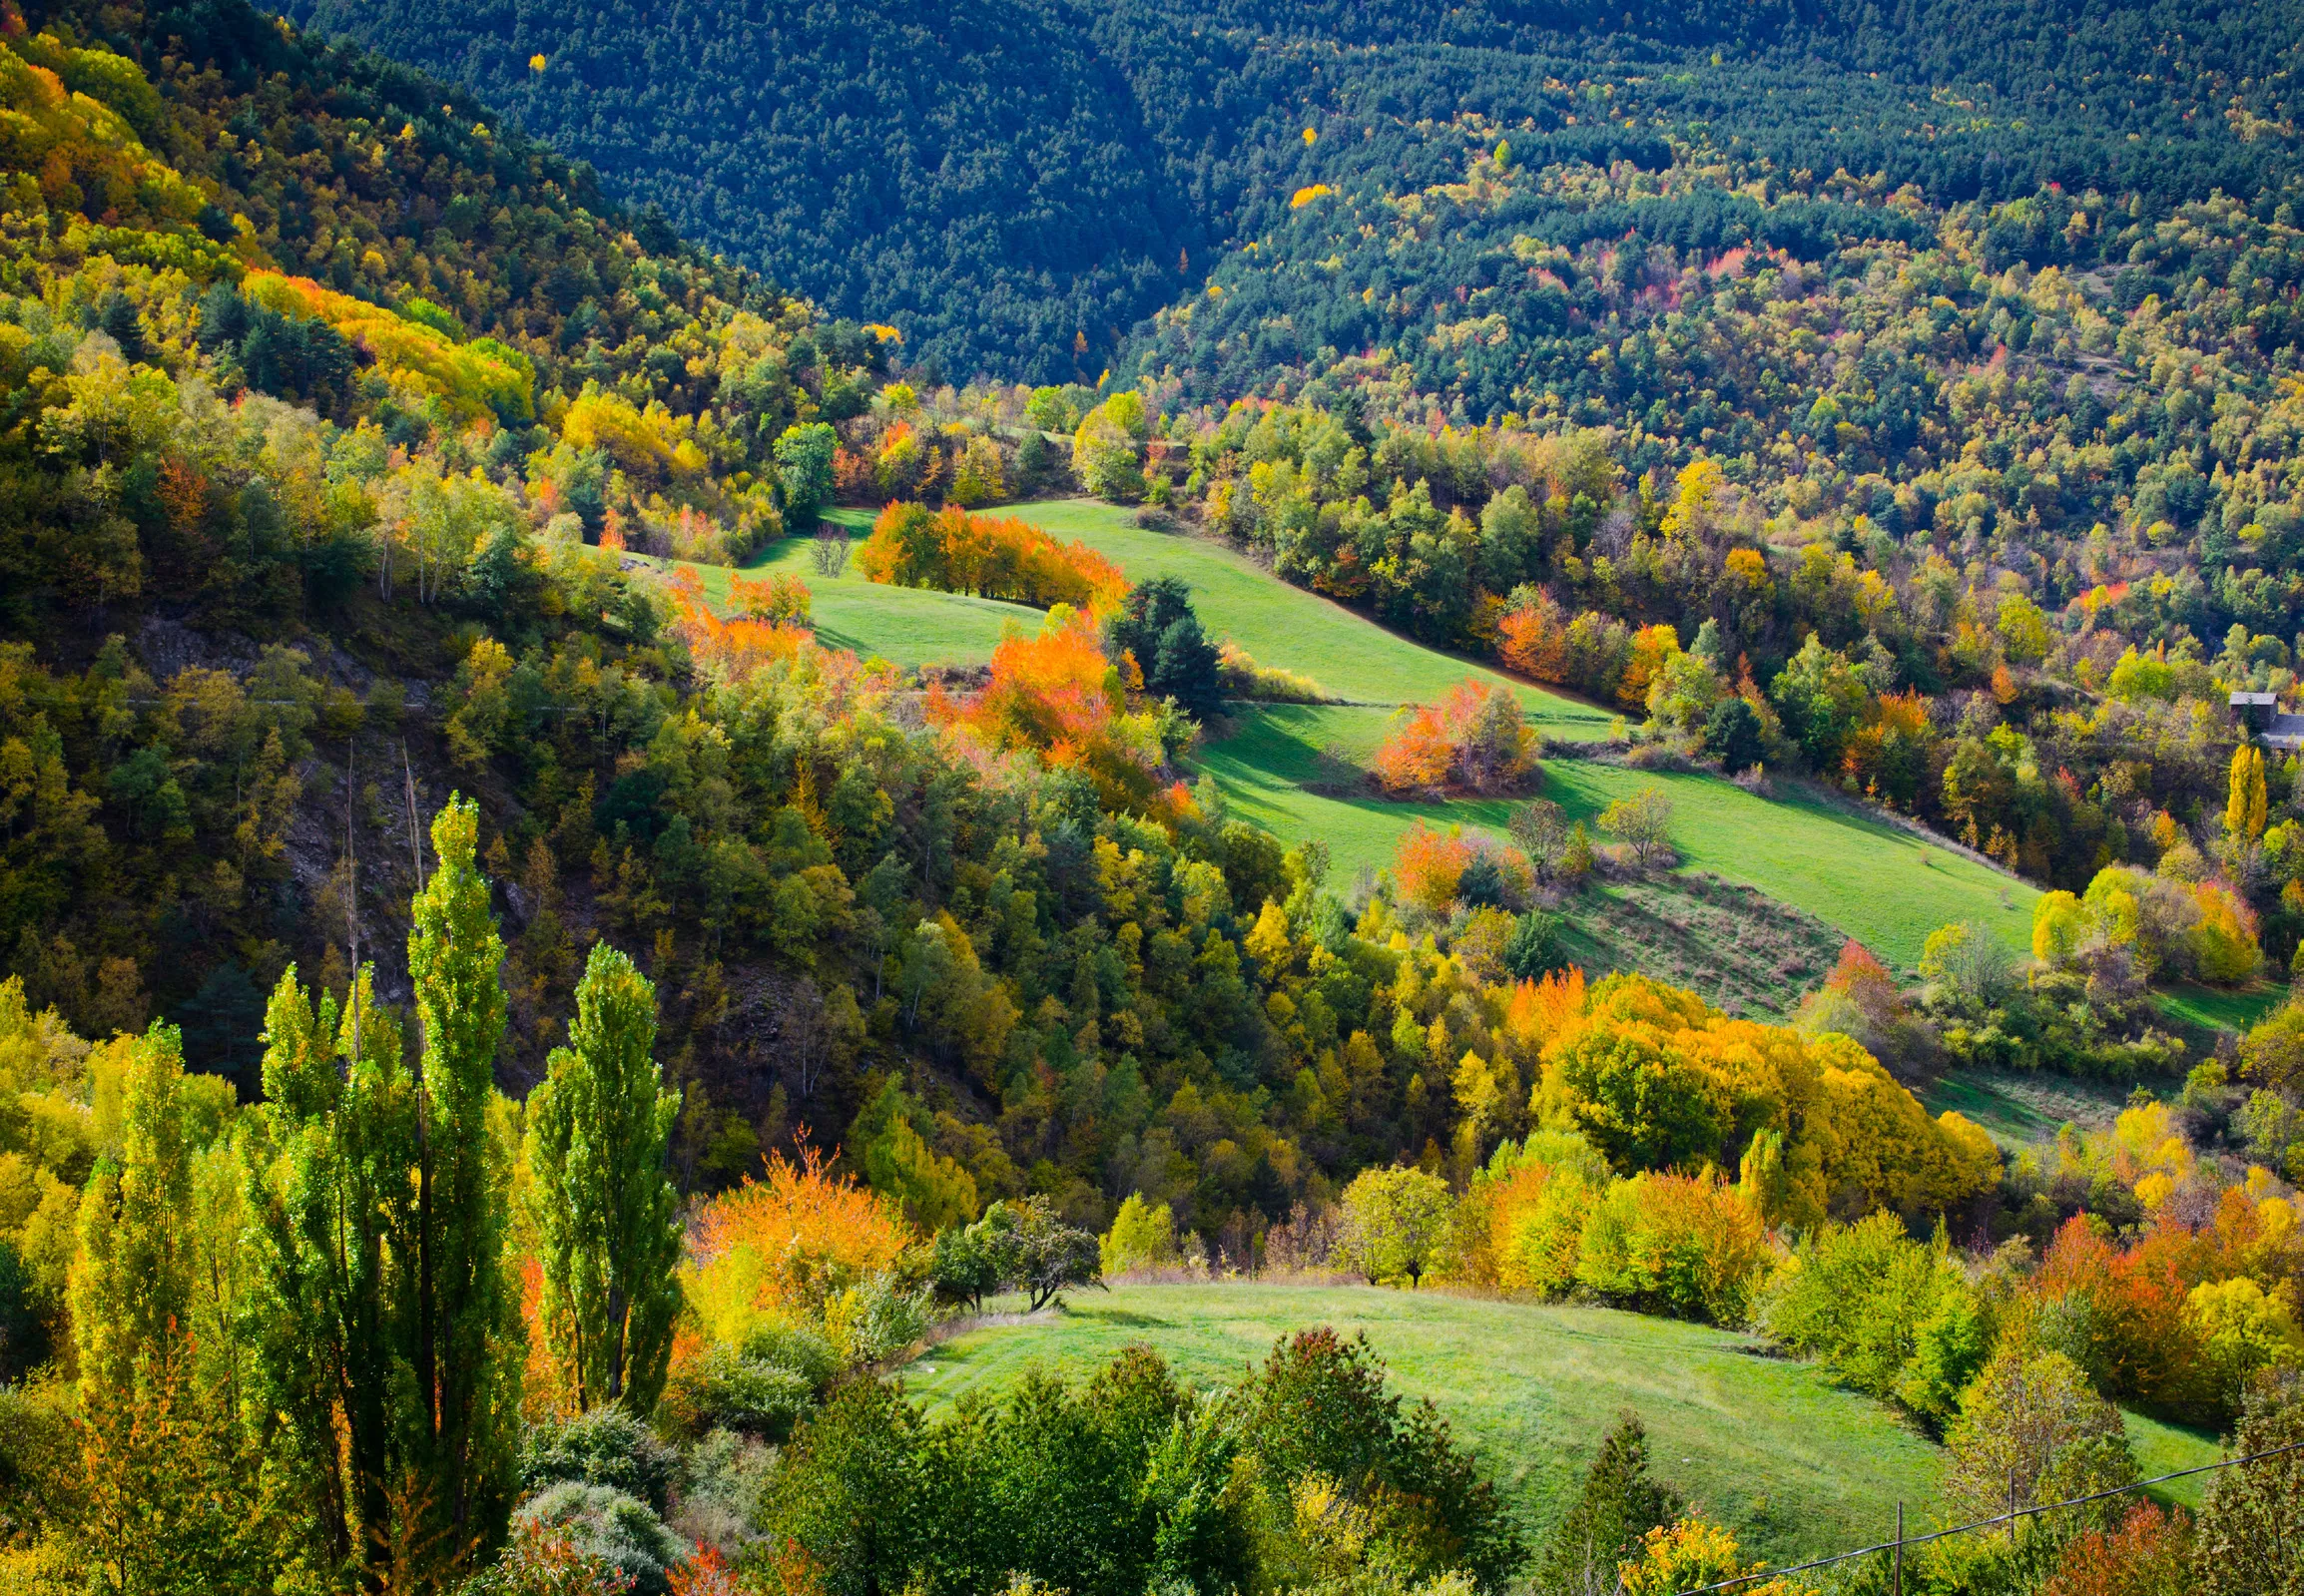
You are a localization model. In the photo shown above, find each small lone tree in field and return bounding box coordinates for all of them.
[1600,786,1675,868]
[1336,1166,1452,1288]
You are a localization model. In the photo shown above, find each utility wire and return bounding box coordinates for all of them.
[1673,1436,2304,1595]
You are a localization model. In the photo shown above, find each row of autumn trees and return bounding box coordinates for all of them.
[45,799,686,1589]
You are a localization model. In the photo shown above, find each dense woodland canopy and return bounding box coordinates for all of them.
[1,0,2303,1588]
[284,0,2304,380]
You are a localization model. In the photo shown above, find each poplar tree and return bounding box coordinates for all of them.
[523,940,683,1414]
[72,1023,255,1594]
[243,966,416,1573]
[404,796,523,1549]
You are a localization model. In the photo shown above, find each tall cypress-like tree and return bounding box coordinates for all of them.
[405,796,523,1549]
[523,940,683,1414]
[244,966,417,1575]
[72,1023,256,1594]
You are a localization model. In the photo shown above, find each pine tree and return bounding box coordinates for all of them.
[405,796,524,1551]
[523,940,683,1415]
[1532,1411,1684,1596]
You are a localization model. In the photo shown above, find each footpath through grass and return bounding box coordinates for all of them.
[899,1281,1942,1568]
[1196,705,2036,973]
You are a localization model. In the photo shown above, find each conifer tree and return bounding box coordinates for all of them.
[523,940,682,1415]
[1532,1411,1683,1596]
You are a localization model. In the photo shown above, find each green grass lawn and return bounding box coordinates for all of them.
[2123,1410,2227,1511]
[1004,499,1614,736]
[647,508,1040,668]
[1196,705,2037,972]
[2152,981,2288,1040]
[898,1281,1943,1568]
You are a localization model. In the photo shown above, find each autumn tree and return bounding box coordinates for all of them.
[1599,786,1675,868]
[524,940,684,1416]
[1337,1166,1452,1288]
[71,1023,257,1594]
[405,796,525,1551]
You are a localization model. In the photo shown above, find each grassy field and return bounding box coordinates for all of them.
[2153,981,2288,1040]
[664,503,2037,974]
[1915,1067,2134,1153]
[1004,500,1614,735]
[1196,705,2037,973]
[649,509,1039,668]
[898,1281,1943,1567]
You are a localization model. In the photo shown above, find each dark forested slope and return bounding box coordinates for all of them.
[280,0,2304,380]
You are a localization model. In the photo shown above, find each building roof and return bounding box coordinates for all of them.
[2232,691,2280,707]
[2265,713,2304,750]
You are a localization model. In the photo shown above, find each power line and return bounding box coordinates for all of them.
[1673,1437,2304,1595]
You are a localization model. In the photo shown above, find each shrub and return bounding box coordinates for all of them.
[2192,1368,2304,1596]
[656,1345,816,1440]
[512,1483,688,1596]
[1759,1214,1988,1426]
[520,1408,681,1515]
[1101,1193,1180,1276]
[1500,910,1566,980]
[1573,1173,1770,1325]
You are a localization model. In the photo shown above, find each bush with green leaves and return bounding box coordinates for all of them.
[510,1482,687,1596]
[519,1406,680,1516]
[1759,1214,1992,1428]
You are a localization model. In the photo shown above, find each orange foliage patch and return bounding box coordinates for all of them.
[930,608,1167,814]
[729,569,814,625]
[2041,1503,2192,1596]
[857,501,1128,613]
[1496,594,1570,682]
[1392,820,1533,913]
[685,1144,913,1340]
[1371,679,1537,795]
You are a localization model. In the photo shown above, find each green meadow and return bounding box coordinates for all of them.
[897,1283,2228,1564]
[1195,704,2036,973]
[666,500,2039,975]
[899,1281,1944,1568]
[1004,499,1613,735]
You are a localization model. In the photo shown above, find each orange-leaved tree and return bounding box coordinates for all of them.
[1372,679,1538,795]
[858,502,1128,612]
[930,607,1169,813]
[683,1144,914,1347]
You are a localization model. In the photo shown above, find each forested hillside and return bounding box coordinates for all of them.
[3,0,2304,1589]
[280,0,2304,381]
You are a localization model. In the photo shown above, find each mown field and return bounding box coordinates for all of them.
[1005,500,1613,732]
[895,1283,2222,1568]
[1194,704,2036,974]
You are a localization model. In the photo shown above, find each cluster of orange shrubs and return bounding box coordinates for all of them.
[929,608,1179,816]
[858,501,1128,612]
[1371,679,1539,795]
